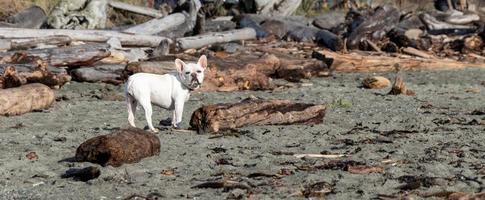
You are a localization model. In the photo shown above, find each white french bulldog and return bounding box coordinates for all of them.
[125,55,207,132]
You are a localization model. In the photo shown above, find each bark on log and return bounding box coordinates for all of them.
[0,83,55,116]
[319,50,485,72]
[71,64,125,84]
[75,128,161,167]
[0,44,110,67]
[0,28,171,47]
[315,30,343,51]
[122,61,174,80]
[176,28,256,49]
[123,13,186,35]
[189,99,326,134]
[0,63,71,89]
[108,0,165,18]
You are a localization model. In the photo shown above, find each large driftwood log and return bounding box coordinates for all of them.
[122,61,174,80]
[8,36,72,50]
[176,28,256,49]
[109,0,165,18]
[123,13,186,35]
[0,63,71,89]
[75,128,161,167]
[0,83,55,116]
[0,44,110,67]
[0,28,171,47]
[71,64,125,84]
[419,13,477,35]
[320,50,485,72]
[190,98,326,134]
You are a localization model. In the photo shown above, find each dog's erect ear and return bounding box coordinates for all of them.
[175,59,186,73]
[197,55,207,69]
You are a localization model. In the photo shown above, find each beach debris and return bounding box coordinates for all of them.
[0,83,55,116]
[26,152,38,161]
[123,192,164,200]
[293,153,346,159]
[61,166,101,182]
[347,165,385,174]
[421,191,485,200]
[75,128,160,167]
[47,0,108,29]
[0,61,71,89]
[388,64,415,96]
[289,181,334,198]
[160,168,176,177]
[190,98,326,134]
[192,180,252,190]
[2,6,46,29]
[362,76,391,89]
[176,28,257,50]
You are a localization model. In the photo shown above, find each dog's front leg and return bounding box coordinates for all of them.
[172,100,184,129]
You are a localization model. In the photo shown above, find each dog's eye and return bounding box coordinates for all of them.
[196,70,202,73]
[185,72,190,74]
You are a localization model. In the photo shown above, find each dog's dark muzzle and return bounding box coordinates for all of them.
[190,73,200,88]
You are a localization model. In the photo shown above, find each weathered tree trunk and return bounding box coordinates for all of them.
[71,64,125,84]
[123,13,186,35]
[2,35,72,51]
[419,13,477,35]
[0,63,71,89]
[190,99,326,134]
[315,30,343,51]
[109,0,165,18]
[0,28,171,47]
[0,44,110,67]
[319,50,485,72]
[0,83,55,116]
[176,28,256,49]
[75,128,160,167]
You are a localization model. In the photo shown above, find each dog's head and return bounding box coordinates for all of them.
[175,55,207,90]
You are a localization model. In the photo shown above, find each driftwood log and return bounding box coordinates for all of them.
[0,62,71,89]
[0,83,55,116]
[1,35,72,51]
[320,50,485,72]
[75,128,160,167]
[0,44,110,67]
[123,13,186,35]
[190,99,326,134]
[109,0,165,18]
[122,61,174,80]
[176,28,256,49]
[71,64,126,84]
[0,28,171,47]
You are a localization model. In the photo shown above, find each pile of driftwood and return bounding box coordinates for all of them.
[0,0,484,115]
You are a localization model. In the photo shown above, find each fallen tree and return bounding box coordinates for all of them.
[2,35,72,51]
[75,128,160,167]
[71,64,126,84]
[0,62,71,89]
[189,98,326,134]
[0,28,171,47]
[0,83,55,116]
[109,0,165,18]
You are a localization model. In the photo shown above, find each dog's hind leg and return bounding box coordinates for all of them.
[139,98,158,133]
[126,94,137,127]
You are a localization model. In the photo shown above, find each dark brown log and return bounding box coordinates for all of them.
[0,62,71,89]
[75,128,160,167]
[347,5,400,49]
[0,83,55,116]
[315,30,343,51]
[0,44,110,67]
[71,64,126,84]
[189,99,326,134]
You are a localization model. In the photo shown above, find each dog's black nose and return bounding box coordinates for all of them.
[190,73,197,79]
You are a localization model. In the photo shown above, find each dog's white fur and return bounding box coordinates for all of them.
[125,55,207,132]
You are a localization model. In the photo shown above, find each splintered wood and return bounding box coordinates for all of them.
[75,128,160,167]
[0,83,55,116]
[189,98,326,134]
